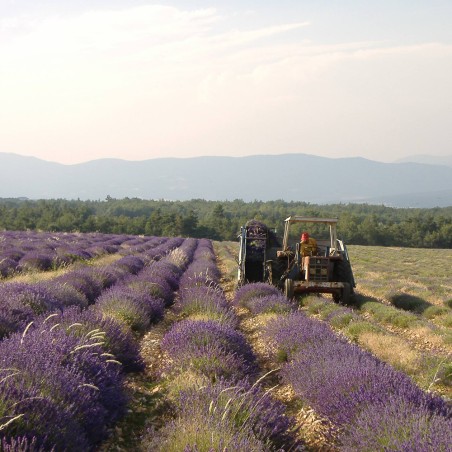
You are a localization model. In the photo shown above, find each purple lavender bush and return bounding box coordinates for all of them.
[54,247,93,265]
[124,274,174,306]
[18,252,53,272]
[177,240,221,287]
[340,396,452,451]
[192,239,214,258]
[263,312,333,362]
[36,281,89,309]
[143,408,265,452]
[0,283,61,337]
[176,378,298,449]
[54,268,104,303]
[0,258,18,278]
[178,260,221,288]
[0,393,88,452]
[161,340,254,383]
[243,294,295,315]
[0,304,30,339]
[1,436,51,452]
[160,316,258,383]
[140,262,182,290]
[83,244,109,257]
[155,237,185,258]
[178,237,199,255]
[88,265,127,289]
[178,271,219,290]
[144,377,299,451]
[1,248,25,262]
[178,283,228,309]
[114,256,145,275]
[176,284,238,327]
[0,325,126,449]
[234,282,281,306]
[161,320,255,365]
[280,328,451,434]
[95,286,161,333]
[39,306,144,372]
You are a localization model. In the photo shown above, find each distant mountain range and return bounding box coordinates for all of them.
[1,152,452,208]
[394,154,452,168]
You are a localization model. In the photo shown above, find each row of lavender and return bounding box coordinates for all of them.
[142,241,298,451]
[0,236,197,450]
[0,230,149,277]
[0,236,178,339]
[235,283,452,450]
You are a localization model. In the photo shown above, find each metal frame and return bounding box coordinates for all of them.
[282,216,339,251]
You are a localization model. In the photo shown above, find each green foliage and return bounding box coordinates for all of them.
[361,301,419,328]
[1,198,452,248]
[345,321,381,341]
[306,299,339,319]
[329,312,357,329]
[422,305,449,319]
[276,349,289,363]
[442,314,452,328]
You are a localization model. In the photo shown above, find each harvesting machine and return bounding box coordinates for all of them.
[237,216,356,303]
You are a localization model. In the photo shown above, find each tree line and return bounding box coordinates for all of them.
[1,197,451,249]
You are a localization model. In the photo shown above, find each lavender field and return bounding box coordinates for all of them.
[0,232,450,451]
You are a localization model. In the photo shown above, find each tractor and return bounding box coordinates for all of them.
[238,216,356,303]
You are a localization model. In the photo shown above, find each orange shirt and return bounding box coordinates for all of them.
[301,237,318,256]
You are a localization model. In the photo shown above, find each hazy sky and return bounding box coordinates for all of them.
[1,1,451,164]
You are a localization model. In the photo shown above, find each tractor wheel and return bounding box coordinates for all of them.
[334,259,354,293]
[284,278,294,299]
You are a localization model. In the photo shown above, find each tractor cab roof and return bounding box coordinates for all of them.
[284,216,338,225]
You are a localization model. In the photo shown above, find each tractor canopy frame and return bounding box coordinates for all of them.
[282,216,340,254]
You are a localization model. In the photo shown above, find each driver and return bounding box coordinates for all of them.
[300,232,317,256]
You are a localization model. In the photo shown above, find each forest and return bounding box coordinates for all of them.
[1,197,451,248]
